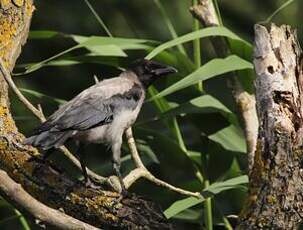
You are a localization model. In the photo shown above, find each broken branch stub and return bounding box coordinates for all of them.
[238,24,303,229]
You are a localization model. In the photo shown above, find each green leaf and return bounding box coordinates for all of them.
[14,209,31,230]
[20,88,66,105]
[75,37,127,56]
[229,39,255,93]
[153,0,187,55]
[165,197,203,219]
[42,55,121,68]
[172,208,201,222]
[83,0,113,37]
[135,128,198,183]
[44,59,81,66]
[203,175,248,195]
[146,26,251,60]
[208,125,246,153]
[263,0,295,23]
[150,55,253,100]
[164,175,248,219]
[71,35,156,51]
[146,95,245,155]
[29,30,59,39]
[162,95,237,125]
[20,37,128,75]
[147,86,187,152]
[16,34,159,75]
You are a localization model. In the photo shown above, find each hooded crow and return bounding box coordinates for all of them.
[24,59,177,193]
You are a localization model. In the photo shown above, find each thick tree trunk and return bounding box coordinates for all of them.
[0,1,171,229]
[238,24,303,229]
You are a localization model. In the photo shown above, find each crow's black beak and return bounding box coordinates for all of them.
[152,65,178,76]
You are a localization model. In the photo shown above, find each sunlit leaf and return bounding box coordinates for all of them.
[150,55,253,100]
[153,0,187,55]
[18,35,157,75]
[164,175,248,218]
[203,175,248,195]
[20,88,66,105]
[29,30,59,39]
[71,35,157,51]
[263,0,295,23]
[146,26,252,60]
[165,197,203,219]
[172,208,201,222]
[162,95,238,125]
[45,59,81,66]
[209,125,246,153]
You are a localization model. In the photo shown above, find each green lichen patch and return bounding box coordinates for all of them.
[0,0,11,10]
[12,0,23,7]
[0,106,16,133]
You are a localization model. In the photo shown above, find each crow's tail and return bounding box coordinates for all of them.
[24,130,73,150]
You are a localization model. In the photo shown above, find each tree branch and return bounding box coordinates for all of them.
[0,170,99,230]
[238,23,303,229]
[124,128,202,198]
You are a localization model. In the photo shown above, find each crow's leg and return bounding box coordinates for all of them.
[76,141,120,191]
[74,142,92,187]
[112,139,127,196]
[42,148,56,161]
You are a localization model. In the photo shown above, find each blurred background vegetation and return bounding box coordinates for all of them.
[0,0,301,229]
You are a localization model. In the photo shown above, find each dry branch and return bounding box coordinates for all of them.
[0,170,99,230]
[190,0,259,172]
[123,128,202,198]
[238,24,303,229]
[0,0,171,229]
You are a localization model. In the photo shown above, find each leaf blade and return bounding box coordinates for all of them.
[150,55,253,100]
[164,175,248,219]
[146,26,251,60]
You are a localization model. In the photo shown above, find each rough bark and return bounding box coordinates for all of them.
[238,24,303,229]
[0,1,171,229]
[190,0,259,172]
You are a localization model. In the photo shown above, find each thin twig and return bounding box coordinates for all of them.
[123,127,202,198]
[83,0,113,37]
[93,74,99,83]
[0,60,44,120]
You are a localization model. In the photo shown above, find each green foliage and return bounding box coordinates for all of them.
[145,26,252,60]
[13,1,253,229]
[164,175,248,219]
[263,0,296,23]
[150,55,253,100]
[8,0,299,229]
[16,34,157,75]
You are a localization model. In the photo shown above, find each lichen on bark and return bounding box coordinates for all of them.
[238,24,303,229]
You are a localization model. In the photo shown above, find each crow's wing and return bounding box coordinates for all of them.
[33,76,143,134]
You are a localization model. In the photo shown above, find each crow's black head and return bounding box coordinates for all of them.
[129,59,177,88]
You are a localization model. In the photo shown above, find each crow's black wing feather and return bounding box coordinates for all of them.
[32,83,142,134]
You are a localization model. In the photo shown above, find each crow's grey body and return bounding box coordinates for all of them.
[24,59,177,192]
[25,71,144,150]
